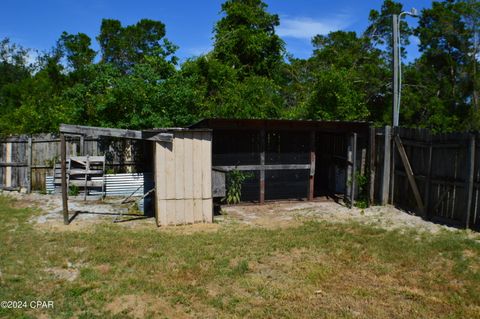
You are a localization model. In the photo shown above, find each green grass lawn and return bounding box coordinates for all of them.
[1,196,480,318]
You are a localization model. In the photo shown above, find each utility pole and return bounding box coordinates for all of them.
[392,14,399,127]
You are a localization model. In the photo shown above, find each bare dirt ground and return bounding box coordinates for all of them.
[220,201,461,234]
[1,190,471,235]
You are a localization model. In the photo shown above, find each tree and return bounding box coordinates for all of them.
[58,32,96,71]
[97,19,178,74]
[213,0,285,78]
[365,0,413,62]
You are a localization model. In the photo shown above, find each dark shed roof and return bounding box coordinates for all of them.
[189,118,371,133]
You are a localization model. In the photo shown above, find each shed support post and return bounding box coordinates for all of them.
[308,131,315,201]
[27,136,32,193]
[381,126,391,205]
[61,133,69,225]
[350,133,357,208]
[259,129,265,204]
[465,134,476,229]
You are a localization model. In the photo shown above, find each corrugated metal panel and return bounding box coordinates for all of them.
[45,176,55,194]
[45,173,153,197]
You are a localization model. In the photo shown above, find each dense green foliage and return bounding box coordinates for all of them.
[0,0,479,134]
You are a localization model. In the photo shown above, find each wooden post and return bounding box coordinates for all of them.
[79,135,84,156]
[5,142,12,188]
[368,127,376,204]
[381,126,391,205]
[351,133,358,207]
[465,134,476,229]
[60,133,69,225]
[308,131,315,201]
[389,127,396,205]
[394,134,425,216]
[259,129,265,204]
[424,137,433,219]
[26,137,32,193]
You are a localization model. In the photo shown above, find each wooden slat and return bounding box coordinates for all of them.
[166,200,176,225]
[156,142,167,200]
[193,134,202,199]
[165,138,175,200]
[193,199,203,223]
[465,135,476,228]
[175,134,185,200]
[175,200,185,225]
[184,199,194,224]
[202,132,212,199]
[184,132,194,199]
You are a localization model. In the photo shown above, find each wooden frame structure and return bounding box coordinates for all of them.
[59,124,175,225]
[190,119,370,204]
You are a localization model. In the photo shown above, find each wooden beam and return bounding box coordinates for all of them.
[60,133,69,225]
[59,124,173,142]
[394,134,425,216]
[380,126,391,205]
[212,164,310,171]
[259,129,265,204]
[308,131,316,201]
[465,134,476,229]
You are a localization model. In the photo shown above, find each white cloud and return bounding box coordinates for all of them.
[277,16,351,40]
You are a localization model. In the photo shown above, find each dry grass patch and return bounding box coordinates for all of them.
[1,196,480,318]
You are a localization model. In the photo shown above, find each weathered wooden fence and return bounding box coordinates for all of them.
[372,126,480,230]
[0,134,150,192]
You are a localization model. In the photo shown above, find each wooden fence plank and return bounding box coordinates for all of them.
[465,134,476,228]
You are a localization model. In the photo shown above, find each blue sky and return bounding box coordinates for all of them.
[0,0,433,63]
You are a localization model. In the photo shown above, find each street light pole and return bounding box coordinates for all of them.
[392,9,418,128]
[392,14,399,127]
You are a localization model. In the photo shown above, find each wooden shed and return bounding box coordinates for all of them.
[58,124,213,226]
[151,129,213,226]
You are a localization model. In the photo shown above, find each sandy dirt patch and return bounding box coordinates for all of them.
[220,201,460,234]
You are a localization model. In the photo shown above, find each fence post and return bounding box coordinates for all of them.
[465,134,475,229]
[381,126,391,205]
[61,133,69,225]
[26,136,32,193]
[369,127,376,204]
[259,129,265,204]
[424,135,433,219]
